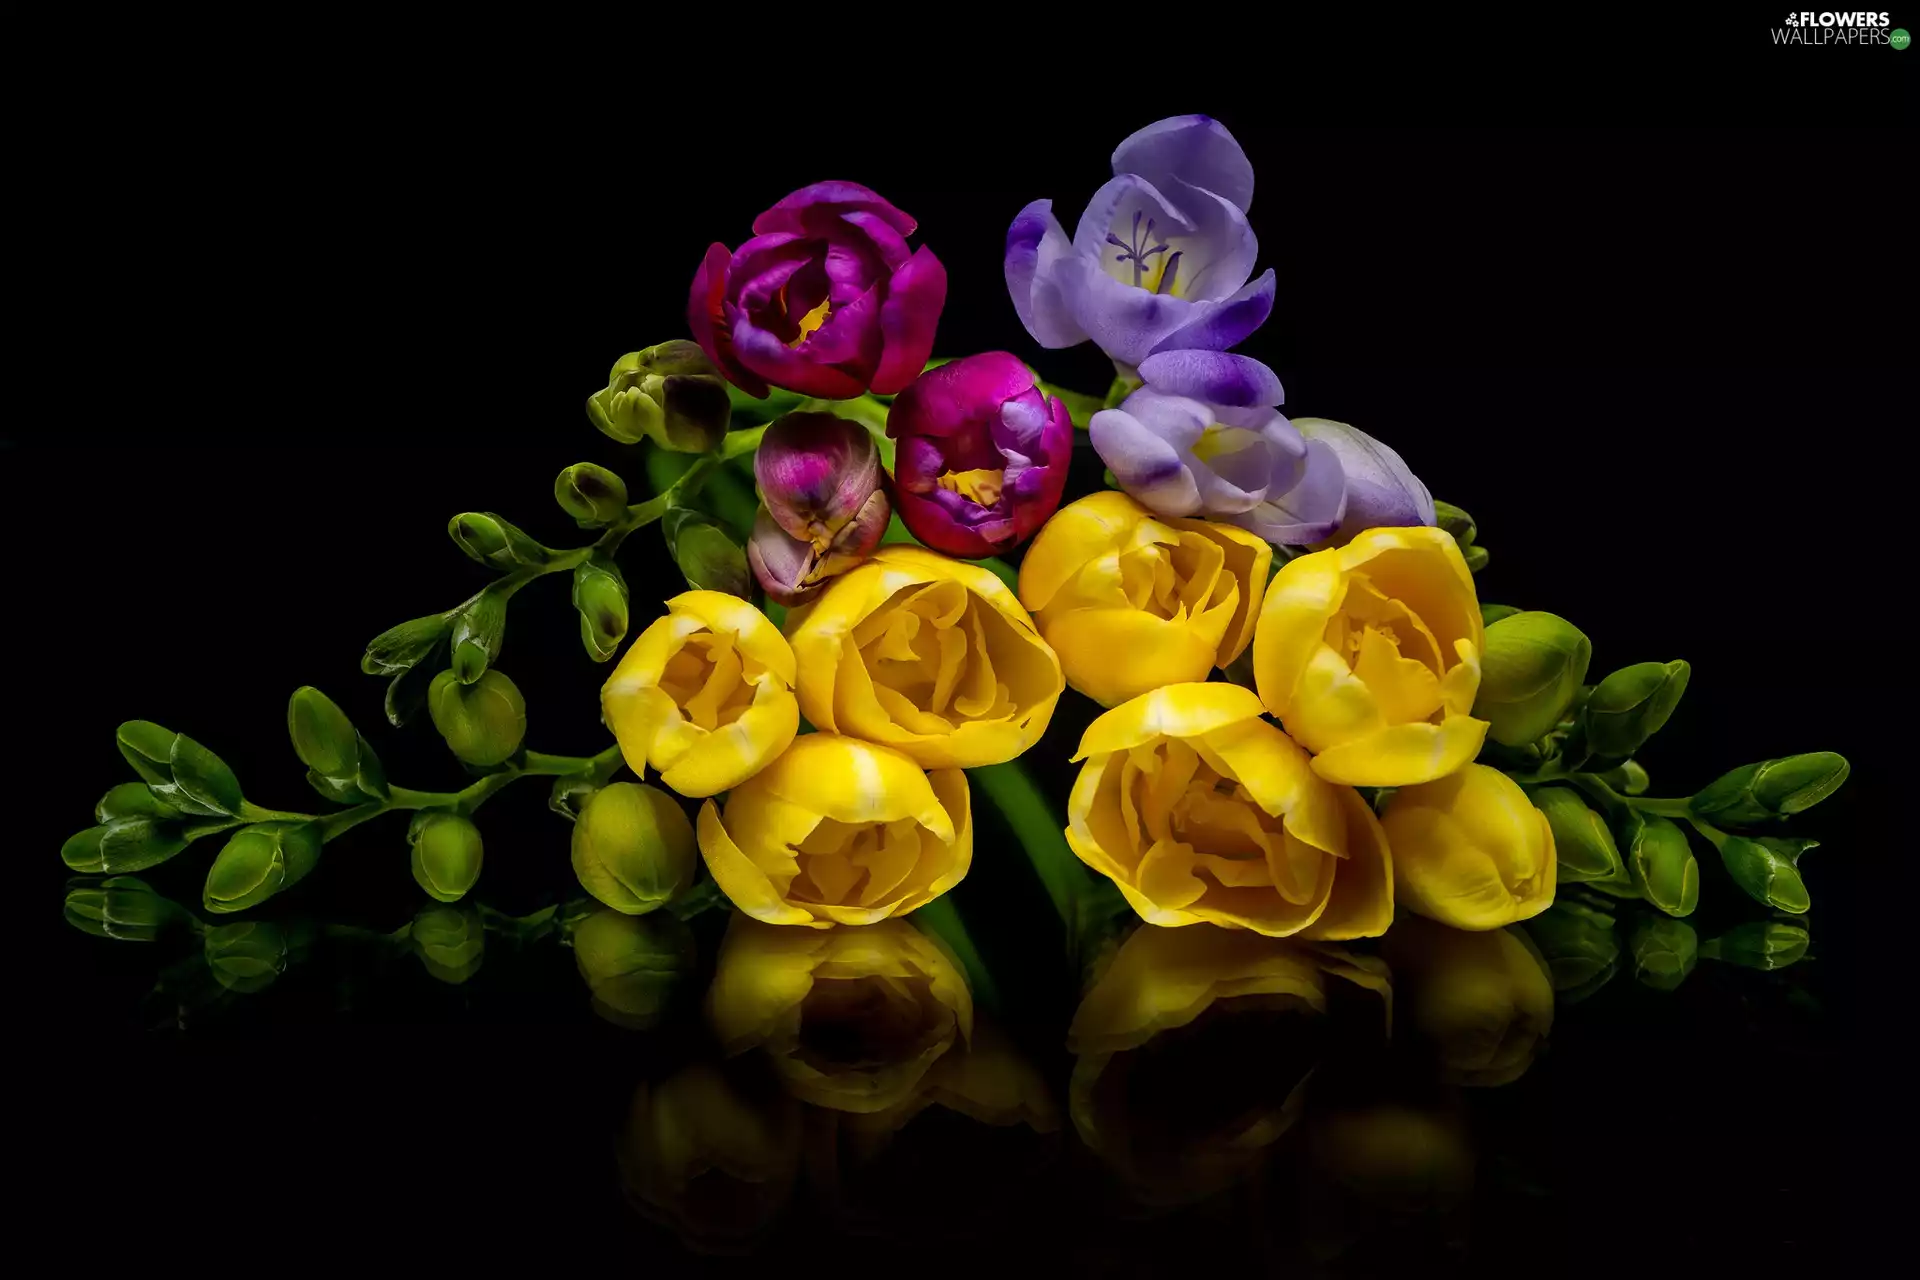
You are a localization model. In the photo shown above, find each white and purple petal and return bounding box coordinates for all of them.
[1295,417,1436,537]
[1005,200,1088,350]
[1228,439,1349,545]
[1148,269,1277,355]
[1137,350,1284,409]
[1089,405,1203,518]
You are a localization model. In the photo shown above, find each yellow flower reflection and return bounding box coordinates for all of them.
[1383,914,1554,1087]
[1067,922,1390,1204]
[706,913,973,1114]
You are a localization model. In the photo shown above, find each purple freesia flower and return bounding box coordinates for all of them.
[1293,417,1436,542]
[690,182,947,400]
[1089,351,1347,545]
[1005,115,1276,368]
[887,352,1074,558]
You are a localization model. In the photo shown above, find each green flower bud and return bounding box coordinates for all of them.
[1599,759,1650,796]
[1700,921,1810,971]
[586,341,733,453]
[1432,500,1476,545]
[1462,545,1489,574]
[1688,753,1850,828]
[408,810,484,903]
[411,903,485,984]
[1530,785,1625,884]
[447,511,553,571]
[1717,835,1814,914]
[203,821,322,914]
[1473,612,1593,748]
[1480,603,1521,626]
[1522,900,1621,1001]
[62,817,190,874]
[204,921,290,994]
[572,556,630,663]
[95,781,178,822]
[665,508,751,598]
[427,669,526,766]
[287,685,356,777]
[1630,916,1697,993]
[555,462,630,526]
[362,612,453,677]
[64,876,181,942]
[571,908,698,1030]
[1583,661,1689,759]
[116,721,245,817]
[571,783,697,915]
[450,588,509,685]
[1624,812,1698,918]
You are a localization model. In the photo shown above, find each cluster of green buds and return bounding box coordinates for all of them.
[1468,595,1848,919]
[1434,500,1489,575]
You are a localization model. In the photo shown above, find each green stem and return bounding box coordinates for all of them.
[316,801,386,842]
[1625,796,1694,817]
[1686,817,1731,851]
[910,895,1003,1017]
[237,801,317,824]
[968,761,1083,933]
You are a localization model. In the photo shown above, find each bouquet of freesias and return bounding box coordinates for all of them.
[62,116,1847,1047]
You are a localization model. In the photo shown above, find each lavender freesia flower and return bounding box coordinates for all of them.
[887,352,1073,558]
[1005,115,1276,368]
[1088,351,1347,545]
[1292,417,1436,543]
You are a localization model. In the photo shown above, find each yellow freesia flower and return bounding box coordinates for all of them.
[706,913,973,1114]
[1017,491,1271,707]
[602,590,799,798]
[1251,525,1487,786]
[1382,763,1557,930]
[1068,922,1390,1204]
[1066,683,1393,938]
[696,733,971,928]
[1382,914,1554,1087]
[787,544,1064,769]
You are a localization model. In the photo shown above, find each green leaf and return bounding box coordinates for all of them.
[384,639,448,727]
[362,613,453,677]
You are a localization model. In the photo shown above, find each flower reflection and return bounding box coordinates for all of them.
[571,907,697,1030]
[706,913,973,1113]
[1383,914,1553,1087]
[618,1058,803,1254]
[1066,922,1390,1204]
[809,1019,1060,1238]
[410,902,484,984]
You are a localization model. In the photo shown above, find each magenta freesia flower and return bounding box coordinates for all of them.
[887,353,1073,558]
[689,182,947,400]
[1005,115,1275,369]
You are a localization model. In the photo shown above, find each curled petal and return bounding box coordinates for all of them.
[1136,350,1283,409]
[1148,269,1276,356]
[1295,417,1436,537]
[871,246,948,396]
[753,181,917,237]
[1089,407,1201,518]
[1057,254,1197,368]
[1111,114,1256,214]
[1228,438,1348,545]
[1005,199,1087,349]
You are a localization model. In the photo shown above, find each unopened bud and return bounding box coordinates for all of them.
[427,669,526,766]
[1689,752,1849,828]
[571,783,697,915]
[1473,611,1592,748]
[1583,661,1689,759]
[572,556,630,662]
[555,461,630,526]
[409,810,484,903]
[587,341,733,453]
[203,822,323,914]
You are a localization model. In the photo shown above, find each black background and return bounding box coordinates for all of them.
[10,23,1905,1274]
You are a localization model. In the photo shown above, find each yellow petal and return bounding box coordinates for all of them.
[1281,644,1385,756]
[1251,548,1347,718]
[1017,491,1151,613]
[1439,637,1482,717]
[1382,767,1552,930]
[1073,682,1266,761]
[657,690,799,798]
[870,545,1037,636]
[1352,626,1444,725]
[1169,516,1271,667]
[1336,527,1482,671]
[1194,714,1344,857]
[1040,607,1220,709]
[668,590,797,687]
[697,802,821,928]
[1298,787,1394,940]
[602,685,679,784]
[756,733,953,837]
[1307,713,1489,788]
[1066,753,1145,887]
